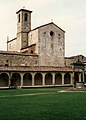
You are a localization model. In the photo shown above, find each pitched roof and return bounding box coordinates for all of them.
[65,55,85,59]
[21,44,36,50]
[31,22,65,33]
[7,38,17,43]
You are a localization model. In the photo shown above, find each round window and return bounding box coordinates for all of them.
[50,31,54,36]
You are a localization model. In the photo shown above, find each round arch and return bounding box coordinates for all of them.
[34,73,42,85]
[0,73,9,87]
[11,73,21,88]
[55,73,62,85]
[23,73,32,86]
[45,73,52,85]
[64,73,71,84]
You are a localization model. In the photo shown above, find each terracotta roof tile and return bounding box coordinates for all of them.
[0,66,73,72]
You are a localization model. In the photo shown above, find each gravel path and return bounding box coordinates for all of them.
[0,92,55,98]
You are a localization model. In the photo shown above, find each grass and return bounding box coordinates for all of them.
[0,87,86,120]
[0,87,67,96]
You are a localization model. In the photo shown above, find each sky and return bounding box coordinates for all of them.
[0,0,86,57]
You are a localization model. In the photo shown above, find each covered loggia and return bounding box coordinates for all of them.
[34,73,42,85]
[0,73,9,87]
[11,73,21,88]
[45,73,52,85]
[64,73,71,84]
[55,73,62,85]
[23,73,32,86]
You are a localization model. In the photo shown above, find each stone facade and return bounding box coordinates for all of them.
[38,23,65,66]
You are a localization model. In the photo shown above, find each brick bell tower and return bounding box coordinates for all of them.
[16,9,32,51]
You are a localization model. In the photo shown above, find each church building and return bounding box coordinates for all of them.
[0,8,86,88]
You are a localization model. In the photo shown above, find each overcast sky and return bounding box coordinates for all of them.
[0,0,86,57]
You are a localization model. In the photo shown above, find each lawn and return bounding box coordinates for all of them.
[0,87,86,120]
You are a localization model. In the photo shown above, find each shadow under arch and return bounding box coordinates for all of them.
[55,73,62,85]
[34,73,42,85]
[23,73,32,86]
[64,73,71,84]
[45,73,52,85]
[11,73,21,88]
[0,73,9,87]
[74,72,79,83]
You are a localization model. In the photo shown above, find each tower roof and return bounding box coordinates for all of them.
[16,9,32,14]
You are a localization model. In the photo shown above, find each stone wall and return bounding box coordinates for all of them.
[0,51,38,67]
[28,29,38,54]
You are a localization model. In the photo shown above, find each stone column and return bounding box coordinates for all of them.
[42,73,45,86]
[82,71,85,82]
[71,73,73,84]
[8,72,11,88]
[52,73,55,86]
[62,73,65,85]
[32,73,35,86]
[79,73,81,82]
[20,73,24,88]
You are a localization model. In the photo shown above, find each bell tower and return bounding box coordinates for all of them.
[16,9,32,51]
